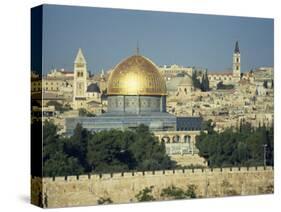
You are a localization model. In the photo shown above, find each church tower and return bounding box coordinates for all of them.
[73,48,87,109]
[233,41,241,81]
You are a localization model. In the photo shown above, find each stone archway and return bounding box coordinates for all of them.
[181,135,192,153]
[172,135,180,143]
[161,136,170,143]
[183,135,191,143]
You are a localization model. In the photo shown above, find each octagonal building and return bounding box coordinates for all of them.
[107,55,167,114]
[65,54,202,134]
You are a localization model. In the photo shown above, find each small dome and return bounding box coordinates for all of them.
[178,75,193,86]
[87,83,100,93]
[107,55,166,96]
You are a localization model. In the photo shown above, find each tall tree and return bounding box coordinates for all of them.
[43,121,84,176]
[192,70,201,89]
[64,123,91,172]
[43,123,176,176]
[196,124,274,167]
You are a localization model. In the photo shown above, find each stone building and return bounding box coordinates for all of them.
[31,69,74,93]
[176,75,194,96]
[71,48,103,112]
[66,54,202,133]
[208,41,241,88]
[31,49,104,113]
[65,53,205,166]
[159,64,193,80]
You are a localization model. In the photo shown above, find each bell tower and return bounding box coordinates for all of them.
[73,48,87,109]
[233,41,241,81]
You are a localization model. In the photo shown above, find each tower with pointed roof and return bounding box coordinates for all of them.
[233,41,241,81]
[73,48,88,109]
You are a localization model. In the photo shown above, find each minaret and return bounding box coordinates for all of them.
[73,48,87,109]
[233,41,241,81]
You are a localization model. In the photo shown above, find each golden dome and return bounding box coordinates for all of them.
[107,55,167,96]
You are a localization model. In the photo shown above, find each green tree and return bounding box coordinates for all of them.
[160,184,197,200]
[86,129,135,172]
[200,71,210,92]
[97,197,113,205]
[202,119,215,134]
[237,142,248,163]
[43,122,176,176]
[86,124,175,173]
[43,152,84,177]
[135,186,155,202]
[186,184,197,198]
[129,125,175,171]
[43,121,84,177]
[196,123,274,167]
[43,120,61,163]
[64,123,91,172]
[192,70,201,89]
[161,185,187,199]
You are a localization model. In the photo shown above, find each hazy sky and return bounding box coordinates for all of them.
[42,4,274,74]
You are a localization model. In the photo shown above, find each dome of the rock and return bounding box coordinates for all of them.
[107,55,166,96]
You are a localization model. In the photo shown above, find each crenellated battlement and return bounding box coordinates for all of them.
[31,166,274,208]
[38,166,273,183]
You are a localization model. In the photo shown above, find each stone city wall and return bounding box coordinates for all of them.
[31,166,274,208]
